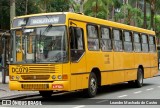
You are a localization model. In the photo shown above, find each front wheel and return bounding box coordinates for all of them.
[84,72,98,98]
[39,91,53,98]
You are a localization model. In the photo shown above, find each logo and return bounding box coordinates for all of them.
[12,66,29,73]
[2,100,11,105]
[33,76,36,79]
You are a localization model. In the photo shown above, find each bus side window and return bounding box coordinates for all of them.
[100,27,112,51]
[124,31,132,52]
[87,24,99,51]
[113,29,123,51]
[141,34,149,52]
[149,35,156,52]
[134,33,141,52]
[70,27,84,62]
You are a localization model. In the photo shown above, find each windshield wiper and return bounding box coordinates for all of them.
[35,24,52,62]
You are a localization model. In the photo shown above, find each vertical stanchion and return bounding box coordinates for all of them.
[2,36,6,84]
[2,53,5,84]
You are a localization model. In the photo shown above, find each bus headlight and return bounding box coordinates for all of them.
[52,75,56,79]
[16,76,20,80]
[58,75,62,79]
[10,75,14,80]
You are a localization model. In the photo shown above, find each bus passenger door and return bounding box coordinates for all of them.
[69,23,86,90]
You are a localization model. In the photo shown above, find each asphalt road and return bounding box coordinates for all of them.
[1,75,160,108]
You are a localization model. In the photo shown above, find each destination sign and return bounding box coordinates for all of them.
[12,14,66,28]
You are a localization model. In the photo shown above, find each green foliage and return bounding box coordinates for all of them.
[0,0,10,30]
[114,4,143,27]
[84,0,113,19]
[50,0,70,12]
[16,0,39,16]
[155,15,160,37]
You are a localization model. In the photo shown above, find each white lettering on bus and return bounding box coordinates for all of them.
[31,17,59,25]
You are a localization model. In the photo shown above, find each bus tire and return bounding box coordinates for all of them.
[39,91,53,98]
[135,68,143,88]
[85,72,98,98]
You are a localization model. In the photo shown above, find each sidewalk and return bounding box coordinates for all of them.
[0,72,39,99]
[0,73,9,83]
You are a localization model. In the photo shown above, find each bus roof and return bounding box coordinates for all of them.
[14,12,155,35]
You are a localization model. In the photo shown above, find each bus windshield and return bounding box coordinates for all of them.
[12,26,68,63]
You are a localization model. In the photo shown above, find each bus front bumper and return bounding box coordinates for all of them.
[9,80,70,91]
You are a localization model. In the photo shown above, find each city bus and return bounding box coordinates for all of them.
[9,12,158,98]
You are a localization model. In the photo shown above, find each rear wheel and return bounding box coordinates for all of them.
[39,91,53,98]
[84,72,98,98]
[128,68,143,88]
[135,68,143,88]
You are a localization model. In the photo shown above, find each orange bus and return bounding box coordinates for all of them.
[9,12,158,97]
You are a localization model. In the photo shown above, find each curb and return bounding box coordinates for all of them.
[0,93,40,101]
[0,91,66,100]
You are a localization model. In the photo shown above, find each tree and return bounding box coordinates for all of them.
[25,0,28,15]
[144,0,147,29]
[0,0,10,30]
[80,0,84,13]
[155,15,160,37]
[16,0,39,16]
[35,0,53,12]
[114,4,143,27]
[149,0,155,30]
[84,0,113,19]
[110,0,122,20]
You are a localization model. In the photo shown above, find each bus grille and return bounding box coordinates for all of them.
[21,84,49,90]
[21,75,50,80]
[11,64,62,74]
[29,65,56,73]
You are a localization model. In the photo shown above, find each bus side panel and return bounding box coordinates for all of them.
[82,74,90,89]
[112,71,124,83]
[123,52,136,81]
[134,53,143,69]
[101,72,113,85]
[70,76,77,90]
[150,53,158,77]
[101,52,113,85]
[124,70,137,81]
[113,52,125,83]
[142,53,151,78]
[62,63,71,91]
[144,68,151,78]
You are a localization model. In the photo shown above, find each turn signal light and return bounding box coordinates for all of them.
[62,74,68,80]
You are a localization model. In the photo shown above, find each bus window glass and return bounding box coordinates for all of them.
[113,29,122,51]
[100,27,112,51]
[124,31,132,52]
[13,26,68,63]
[149,36,156,52]
[87,25,99,50]
[142,34,148,52]
[101,27,110,39]
[134,33,141,52]
[70,27,84,62]
[113,30,120,40]
[134,34,140,42]
[124,32,131,41]
[87,25,98,38]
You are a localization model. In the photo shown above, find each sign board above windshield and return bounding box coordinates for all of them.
[13,14,66,28]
